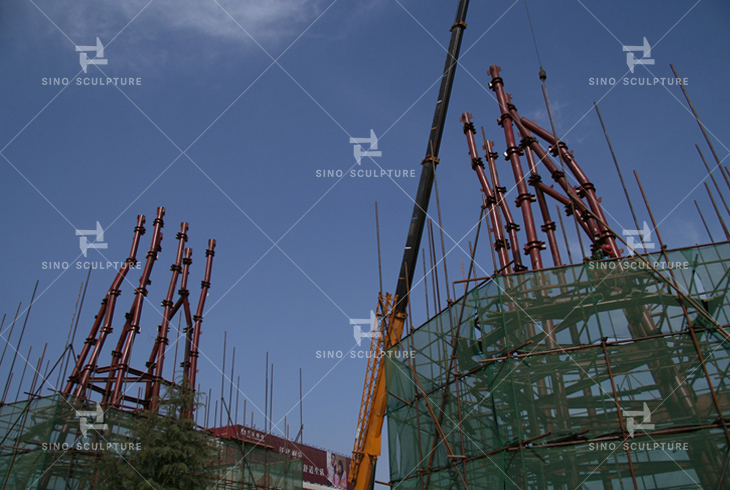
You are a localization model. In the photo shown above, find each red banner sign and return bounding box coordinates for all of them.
[211,425,353,489]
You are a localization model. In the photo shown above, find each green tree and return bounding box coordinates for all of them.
[92,383,215,490]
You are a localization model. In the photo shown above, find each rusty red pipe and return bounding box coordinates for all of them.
[145,221,189,411]
[483,136,524,271]
[183,239,215,418]
[520,117,619,257]
[488,65,544,270]
[460,113,511,272]
[69,214,146,398]
[525,147,562,267]
[108,206,166,407]
[503,101,602,245]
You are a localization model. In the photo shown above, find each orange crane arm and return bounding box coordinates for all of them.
[349,296,403,490]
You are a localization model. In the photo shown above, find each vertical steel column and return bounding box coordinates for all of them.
[179,247,195,385]
[487,66,544,269]
[107,207,165,407]
[68,215,146,398]
[460,113,510,271]
[525,146,562,267]
[145,221,189,411]
[183,239,216,417]
[482,130,524,271]
[176,248,193,322]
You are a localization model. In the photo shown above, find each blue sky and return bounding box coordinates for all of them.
[1,0,730,483]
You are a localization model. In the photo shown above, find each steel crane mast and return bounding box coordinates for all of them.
[349,2,470,490]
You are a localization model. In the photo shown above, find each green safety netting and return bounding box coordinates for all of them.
[0,394,302,490]
[386,242,730,490]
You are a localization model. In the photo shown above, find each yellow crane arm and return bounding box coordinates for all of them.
[348,2,470,489]
[349,295,404,490]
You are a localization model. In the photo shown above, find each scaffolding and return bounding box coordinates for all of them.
[0,394,302,489]
[386,242,730,489]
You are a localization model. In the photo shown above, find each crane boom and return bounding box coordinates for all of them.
[349,3,470,490]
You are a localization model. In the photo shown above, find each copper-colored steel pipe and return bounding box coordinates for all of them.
[481,129,524,272]
[145,221,189,411]
[487,66,544,269]
[510,114,603,247]
[178,247,194,374]
[169,248,194,326]
[520,116,619,257]
[183,239,216,418]
[108,207,166,407]
[525,147,562,267]
[535,182,593,238]
[484,73,606,255]
[460,113,510,272]
[69,215,146,398]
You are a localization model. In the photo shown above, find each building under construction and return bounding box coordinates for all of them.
[348,2,730,490]
[0,208,311,489]
[385,240,730,489]
[1,1,729,489]
[0,394,302,489]
[0,206,357,489]
[376,73,730,489]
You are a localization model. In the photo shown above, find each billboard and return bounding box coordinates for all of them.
[211,425,353,490]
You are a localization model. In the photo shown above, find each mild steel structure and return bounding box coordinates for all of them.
[460,66,620,272]
[380,65,730,489]
[62,207,216,413]
[347,12,730,483]
[386,242,730,489]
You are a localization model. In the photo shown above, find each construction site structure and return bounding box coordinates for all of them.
[374,64,730,487]
[350,1,469,488]
[348,2,730,488]
[0,394,302,489]
[0,207,352,490]
[385,241,730,489]
[0,208,270,489]
[61,206,216,414]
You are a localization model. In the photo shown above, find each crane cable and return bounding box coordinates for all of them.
[524,0,546,82]
[523,0,569,149]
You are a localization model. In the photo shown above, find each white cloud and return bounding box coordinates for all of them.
[39,0,323,46]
